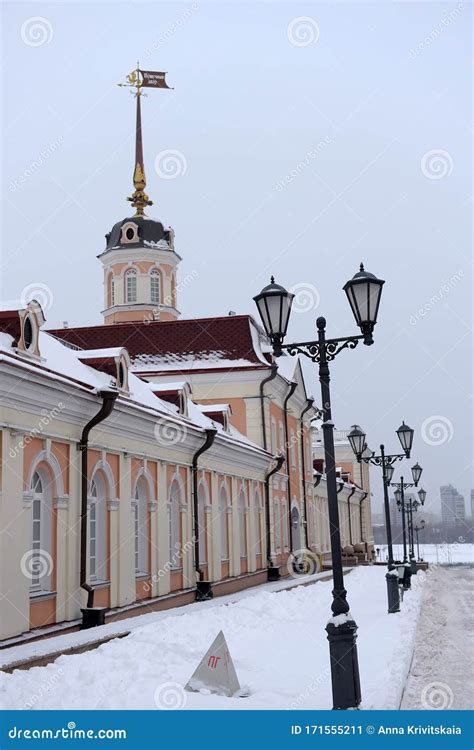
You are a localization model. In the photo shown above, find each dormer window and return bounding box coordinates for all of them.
[120,221,140,244]
[125,269,137,303]
[16,300,45,358]
[23,316,34,349]
[116,352,130,393]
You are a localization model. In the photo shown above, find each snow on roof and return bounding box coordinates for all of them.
[148,381,190,392]
[275,353,298,382]
[131,354,259,372]
[199,403,231,413]
[78,348,126,360]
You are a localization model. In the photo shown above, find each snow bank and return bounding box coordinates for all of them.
[0,567,426,711]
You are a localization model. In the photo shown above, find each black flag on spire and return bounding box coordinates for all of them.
[140,70,172,89]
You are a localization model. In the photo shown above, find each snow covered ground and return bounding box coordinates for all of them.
[377,542,473,565]
[401,566,474,710]
[0,567,426,711]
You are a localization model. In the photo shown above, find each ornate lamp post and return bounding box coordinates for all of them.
[347,422,414,614]
[414,518,426,561]
[253,263,385,711]
[391,467,423,576]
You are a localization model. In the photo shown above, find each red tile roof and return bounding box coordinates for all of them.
[48,315,270,371]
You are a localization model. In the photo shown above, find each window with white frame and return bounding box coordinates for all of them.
[219,486,229,561]
[290,431,297,468]
[89,476,107,582]
[197,482,207,564]
[30,470,52,594]
[271,418,277,452]
[168,479,181,568]
[134,479,149,575]
[150,269,160,305]
[279,422,285,454]
[274,500,281,552]
[282,499,289,549]
[238,488,247,558]
[125,268,137,303]
[254,490,262,555]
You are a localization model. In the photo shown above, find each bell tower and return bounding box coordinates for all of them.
[99,64,180,325]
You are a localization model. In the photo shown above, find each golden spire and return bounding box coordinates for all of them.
[118,63,152,217]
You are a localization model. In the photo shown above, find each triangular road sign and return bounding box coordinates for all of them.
[185,630,240,697]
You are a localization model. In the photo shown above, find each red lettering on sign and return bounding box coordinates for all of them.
[207,655,221,669]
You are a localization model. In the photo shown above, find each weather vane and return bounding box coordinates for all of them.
[118,62,172,216]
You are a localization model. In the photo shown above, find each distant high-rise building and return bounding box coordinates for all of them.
[440,484,465,525]
[471,489,474,518]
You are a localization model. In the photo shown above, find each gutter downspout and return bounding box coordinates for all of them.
[79,390,117,627]
[359,491,368,544]
[346,485,356,546]
[299,398,314,550]
[259,363,278,450]
[265,453,285,581]
[192,427,217,601]
[283,381,297,552]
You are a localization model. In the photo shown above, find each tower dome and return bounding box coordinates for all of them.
[99,64,180,325]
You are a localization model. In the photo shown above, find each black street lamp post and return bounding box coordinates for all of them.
[414,519,426,561]
[347,423,414,614]
[253,263,385,711]
[391,469,424,576]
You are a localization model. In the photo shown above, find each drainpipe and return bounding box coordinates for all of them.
[346,485,356,546]
[192,427,217,601]
[299,398,313,549]
[283,381,297,552]
[79,390,117,628]
[259,363,278,450]
[359,491,368,544]
[265,453,285,581]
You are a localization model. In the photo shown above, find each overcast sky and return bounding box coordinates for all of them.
[3,1,472,518]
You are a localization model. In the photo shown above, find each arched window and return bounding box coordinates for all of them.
[168,479,182,568]
[271,418,277,452]
[197,482,207,564]
[125,268,137,304]
[150,269,160,305]
[282,499,290,549]
[219,486,229,561]
[254,489,262,555]
[30,470,52,593]
[89,475,107,582]
[238,488,247,559]
[273,500,281,553]
[134,478,149,575]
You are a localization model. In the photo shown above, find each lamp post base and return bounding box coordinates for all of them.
[326,619,362,709]
[386,571,400,613]
[410,558,417,575]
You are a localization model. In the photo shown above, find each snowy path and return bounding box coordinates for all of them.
[0,567,425,710]
[400,566,474,710]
